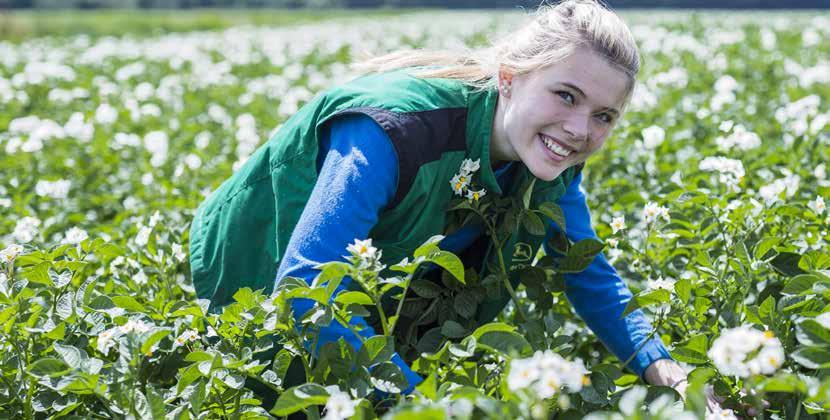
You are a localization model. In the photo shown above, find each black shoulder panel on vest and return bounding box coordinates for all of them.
[329,106,468,208]
[573,162,585,178]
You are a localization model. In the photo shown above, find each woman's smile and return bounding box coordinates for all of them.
[538,132,576,161]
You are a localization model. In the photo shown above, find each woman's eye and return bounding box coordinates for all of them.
[595,113,613,124]
[556,91,574,105]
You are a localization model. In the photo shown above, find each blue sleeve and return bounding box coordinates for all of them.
[545,171,673,379]
[274,113,422,393]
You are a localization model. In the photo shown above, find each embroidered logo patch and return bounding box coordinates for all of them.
[512,242,533,262]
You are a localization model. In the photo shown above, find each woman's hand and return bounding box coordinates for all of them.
[643,359,722,412]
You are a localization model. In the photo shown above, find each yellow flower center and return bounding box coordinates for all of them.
[764,330,775,339]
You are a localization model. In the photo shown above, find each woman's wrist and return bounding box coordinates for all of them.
[643,358,686,387]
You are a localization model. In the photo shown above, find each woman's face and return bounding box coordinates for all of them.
[492,47,630,181]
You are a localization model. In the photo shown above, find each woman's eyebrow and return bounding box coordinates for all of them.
[561,82,620,116]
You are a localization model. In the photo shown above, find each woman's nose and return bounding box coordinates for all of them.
[562,112,590,143]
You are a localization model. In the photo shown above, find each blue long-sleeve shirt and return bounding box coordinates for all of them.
[275,114,672,392]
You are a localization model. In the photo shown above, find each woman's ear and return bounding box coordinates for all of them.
[498,69,513,99]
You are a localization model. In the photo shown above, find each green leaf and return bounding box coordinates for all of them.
[522,177,537,209]
[427,251,465,284]
[233,287,258,310]
[141,329,172,355]
[410,279,443,299]
[93,243,123,259]
[538,202,566,231]
[521,211,545,236]
[671,334,708,364]
[134,390,151,420]
[621,289,671,317]
[273,349,293,380]
[190,380,207,413]
[797,319,830,346]
[783,274,828,295]
[184,351,214,362]
[413,235,445,259]
[758,295,776,325]
[271,383,329,416]
[568,238,605,259]
[222,373,246,390]
[112,295,145,312]
[453,291,477,319]
[471,322,516,339]
[675,278,691,303]
[28,358,70,378]
[791,347,830,369]
[53,343,83,370]
[415,372,438,400]
[176,364,202,395]
[334,291,373,307]
[771,252,806,277]
[799,251,830,271]
[759,373,808,394]
[21,262,52,286]
[476,330,531,357]
[754,236,780,260]
[440,320,468,338]
[357,335,394,366]
[371,362,407,393]
[312,262,350,289]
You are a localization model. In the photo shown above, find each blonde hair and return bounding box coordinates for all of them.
[351,0,640,103]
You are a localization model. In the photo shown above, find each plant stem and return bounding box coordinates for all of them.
[388,279,410,335]
[481,214,529,322]
[492,235,528,322]
[333,312,366,345]
[371,276,390,335]
[245,372,281,393]
[793,399,801,420]
[212,380,230,419]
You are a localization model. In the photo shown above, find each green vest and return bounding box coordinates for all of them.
[188,68,580,324]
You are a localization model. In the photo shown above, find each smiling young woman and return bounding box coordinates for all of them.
[489,47,630,182]
[189,0,722,412]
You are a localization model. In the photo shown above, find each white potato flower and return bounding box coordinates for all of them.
[450,173,470,196]
[465,188,486,202]
[347,238,377,261]
[642,202,670,224]
[346,238,383,271]
[96,327,121,355]
[135,225,152,247]
[459,158,480,175]
[35,179,71,199]
[0,244,25,264]
[646,276,676,292]
[610,216,626,234]
[708,326,785,377]
[641,125,665,149]
[13,216,41,243]
[119,319,152,335]
[172,244,186,262]
[322,388,357,420]
[507,350,588,399]
[174,329,200,348]
[808,196,825,215]
[62,227,88,245]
